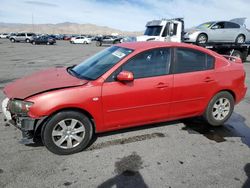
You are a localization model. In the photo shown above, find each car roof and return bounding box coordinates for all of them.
[117,41,216,55]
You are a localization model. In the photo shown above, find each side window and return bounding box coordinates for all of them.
[122,48,171,79]
[225,22,240,29]
[213,22,225,29]
[162,23,170,37]
[174,48,214,74]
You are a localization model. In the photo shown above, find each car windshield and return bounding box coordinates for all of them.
[144,26,163,36]
[70,46,133,80]
[196,22,215,29]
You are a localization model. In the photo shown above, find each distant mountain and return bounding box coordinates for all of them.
[0,22,142,36]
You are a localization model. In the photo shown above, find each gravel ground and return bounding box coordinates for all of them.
[0,39,249,188]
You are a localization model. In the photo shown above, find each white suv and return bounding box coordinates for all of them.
[9,33,36,43]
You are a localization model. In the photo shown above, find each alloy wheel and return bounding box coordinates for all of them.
[52,119,86,149]
[212,98,230,121]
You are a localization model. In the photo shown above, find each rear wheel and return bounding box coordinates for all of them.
[96,41,102,46]
[196,34,208,44]
[32,41,36,45]
[47,41,50,45]
[235,34,245,44]
[26,39,30,43]
[10,38,15,43]
[203,92,234,126]
[43,111,93,155]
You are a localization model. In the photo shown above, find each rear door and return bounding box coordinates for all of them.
[170,47,216,118]
[224,22,241,41]
[102,48,173,129]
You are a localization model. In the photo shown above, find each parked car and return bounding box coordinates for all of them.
[184,18,250,44]
[9,32,36,43]
[31,36,56,45]
[96,35,123,46]
[0,33,9,39]
[2,42,247,155]
[70,36,91,44]
[63,35,72,40]
[7,32,17,39]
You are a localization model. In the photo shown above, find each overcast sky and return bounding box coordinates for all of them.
[0,0,249,31]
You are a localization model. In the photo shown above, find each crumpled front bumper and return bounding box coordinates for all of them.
[2,98,46,143]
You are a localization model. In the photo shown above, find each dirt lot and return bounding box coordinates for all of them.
[0,39,250,188]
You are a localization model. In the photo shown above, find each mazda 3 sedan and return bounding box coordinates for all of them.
[2,42,247,155]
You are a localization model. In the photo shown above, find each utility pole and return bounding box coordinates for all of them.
[32,13,34,32]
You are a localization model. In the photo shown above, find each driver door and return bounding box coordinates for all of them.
[102,48,173,129]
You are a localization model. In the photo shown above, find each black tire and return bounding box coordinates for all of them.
[32,41,36,45]
[47,41,50,45]
[10,38,15,43]
[26,39,30,43]
[203,91,234,126]
[83,41,87,44]
[196,33,208,44]
[235,34,245,44]
[43,110,93,155]
[96,41,102,46]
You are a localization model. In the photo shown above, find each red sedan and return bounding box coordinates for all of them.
[2,42,247,155]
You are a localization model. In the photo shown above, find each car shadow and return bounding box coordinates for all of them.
[181,112,250,147]
[86,121,178,150]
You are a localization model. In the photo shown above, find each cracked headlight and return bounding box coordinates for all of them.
[8,99,34,116]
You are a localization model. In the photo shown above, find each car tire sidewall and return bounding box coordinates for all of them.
[96,41,101,46]
[43,111,93,155]
[204,92,234,126]
[26,39,30,43]
[11,38,15,43]
[196,34,207,45]
[235,34,245,44]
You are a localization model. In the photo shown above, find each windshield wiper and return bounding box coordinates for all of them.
[67,66,80,78]
[67,66,93,80]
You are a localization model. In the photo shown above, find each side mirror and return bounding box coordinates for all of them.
[117,71,134,82]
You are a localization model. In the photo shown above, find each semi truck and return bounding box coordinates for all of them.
[136,18,250,61]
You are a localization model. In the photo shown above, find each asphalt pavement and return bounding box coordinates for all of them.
[0,39,249,188]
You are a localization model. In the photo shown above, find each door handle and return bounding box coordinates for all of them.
[203,77,214,83]
[156,82,169,88]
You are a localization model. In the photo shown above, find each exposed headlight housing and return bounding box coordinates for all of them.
[8,99,34,116]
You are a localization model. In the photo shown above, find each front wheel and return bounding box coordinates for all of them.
[196,34,208,44]
[203,92,234,126]
[43,111,93,155]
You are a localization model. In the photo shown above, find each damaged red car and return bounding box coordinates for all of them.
[2,42,247,155]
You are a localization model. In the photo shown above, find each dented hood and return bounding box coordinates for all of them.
[3,67,88,99]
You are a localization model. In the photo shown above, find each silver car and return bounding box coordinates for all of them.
[184,18,250,44]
